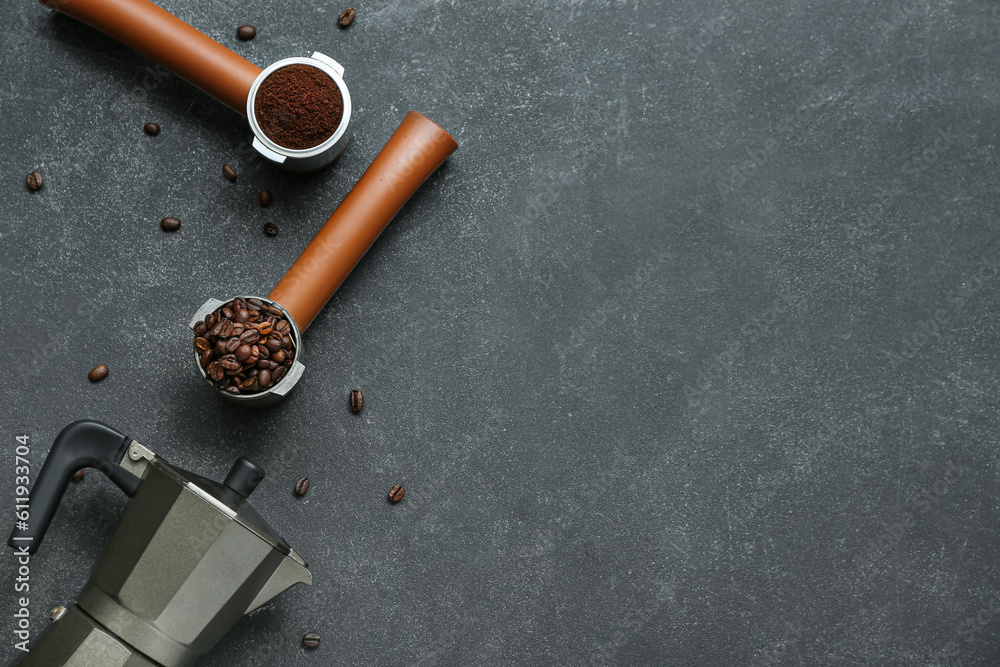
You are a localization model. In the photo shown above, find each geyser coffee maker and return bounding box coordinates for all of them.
[7,420,311,666]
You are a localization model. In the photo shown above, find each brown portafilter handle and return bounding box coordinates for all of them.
[40,0,262,114]
[269,111,458,330]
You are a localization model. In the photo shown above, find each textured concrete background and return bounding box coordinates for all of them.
[2,0,1000,665]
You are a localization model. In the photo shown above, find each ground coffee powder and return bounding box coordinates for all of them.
[254,64,344,150]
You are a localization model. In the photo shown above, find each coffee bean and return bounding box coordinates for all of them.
[208,361,225,381]
[222,165,237,182]
[295,477,310,496]
[220,355,241,371]
[71,470,85,483]
[225,338,241,353]
[273,365,287,382]
[225,386,241,394]
[205,312,218,329]
[240,376,258,391]
[263,305,284,317]
[193,321,207,337]
[200,349,214,368]
[338,7,356,26]
[143,122,160,136]
[349,389,363,413]
[26,171,43,191]
[235,344,252,361]
[302,633,320,649]
[265,334,283,353]
[193,337,211,352]
[237,25,256,40]
[88,364,109,382]
[258,369,272,388]
[258,189,273,207]
[388,484,405,503]
[221,307,234,320]
[276,319,291,334]
[160,216,181,232]
[264,222,279,236]
[257,321,274,335]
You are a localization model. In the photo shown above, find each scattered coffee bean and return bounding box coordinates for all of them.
[237,25,256,40]
[50,606,66,621]
[222,165,237,182]
[143,122,160,136]
[349,389,364,413]
[388,484,405,503]
[295,477,310,496]
[258,189,273,207]
[194,298,297,395]
[88,364,109,382]
[264,222,279,236]
[338,7,356,26]
[160,216,181,232]
[26,171,43,191]
[71,470,85,483]
[302,633,321,649]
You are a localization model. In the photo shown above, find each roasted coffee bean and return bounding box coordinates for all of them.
[193,320,207,336]
[213,340,227,356]
[233,308,248,324]
[221,307,234,320]
[220,355,241,371]
[71,470,85,483]
[248,298,263,308]
[222,165,237,182]
[302,633,321,649]
[338,7,356,26]
[264,222,279,236]
[258,189,273,207]
[256,321,273,335]
[240,377,258,391]
[258,369,272,388]
[272,365,288,382]
[271,349,286,364]
[236,24,256,40]
[265,334,283,353]
[281,334,292,349]
[200,349,214,368]
[349,389,363,413]
[236,344,253,361]
[26,171,43,191]
[264,305,283,317]
[208,361,225,381]
[88,364,109,382]
[276,319,291,334]
[160,216,181,231]
[388,485,405,503]
[295,478,310,496]
[257,344,270,359]
[256,358,271,369]
[225,386,240,394]
[239,328,261,344]
[205,312,219,329]
[232,322,246,336]
[143,122,160,136]
[233,297,246,310]
[193,337,211,352]
[225,337,242,353]
[219,320,235,338]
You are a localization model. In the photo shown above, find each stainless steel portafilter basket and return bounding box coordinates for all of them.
[189,295,305,407]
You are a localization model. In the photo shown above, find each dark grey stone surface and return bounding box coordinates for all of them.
[2,0,1000,665]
